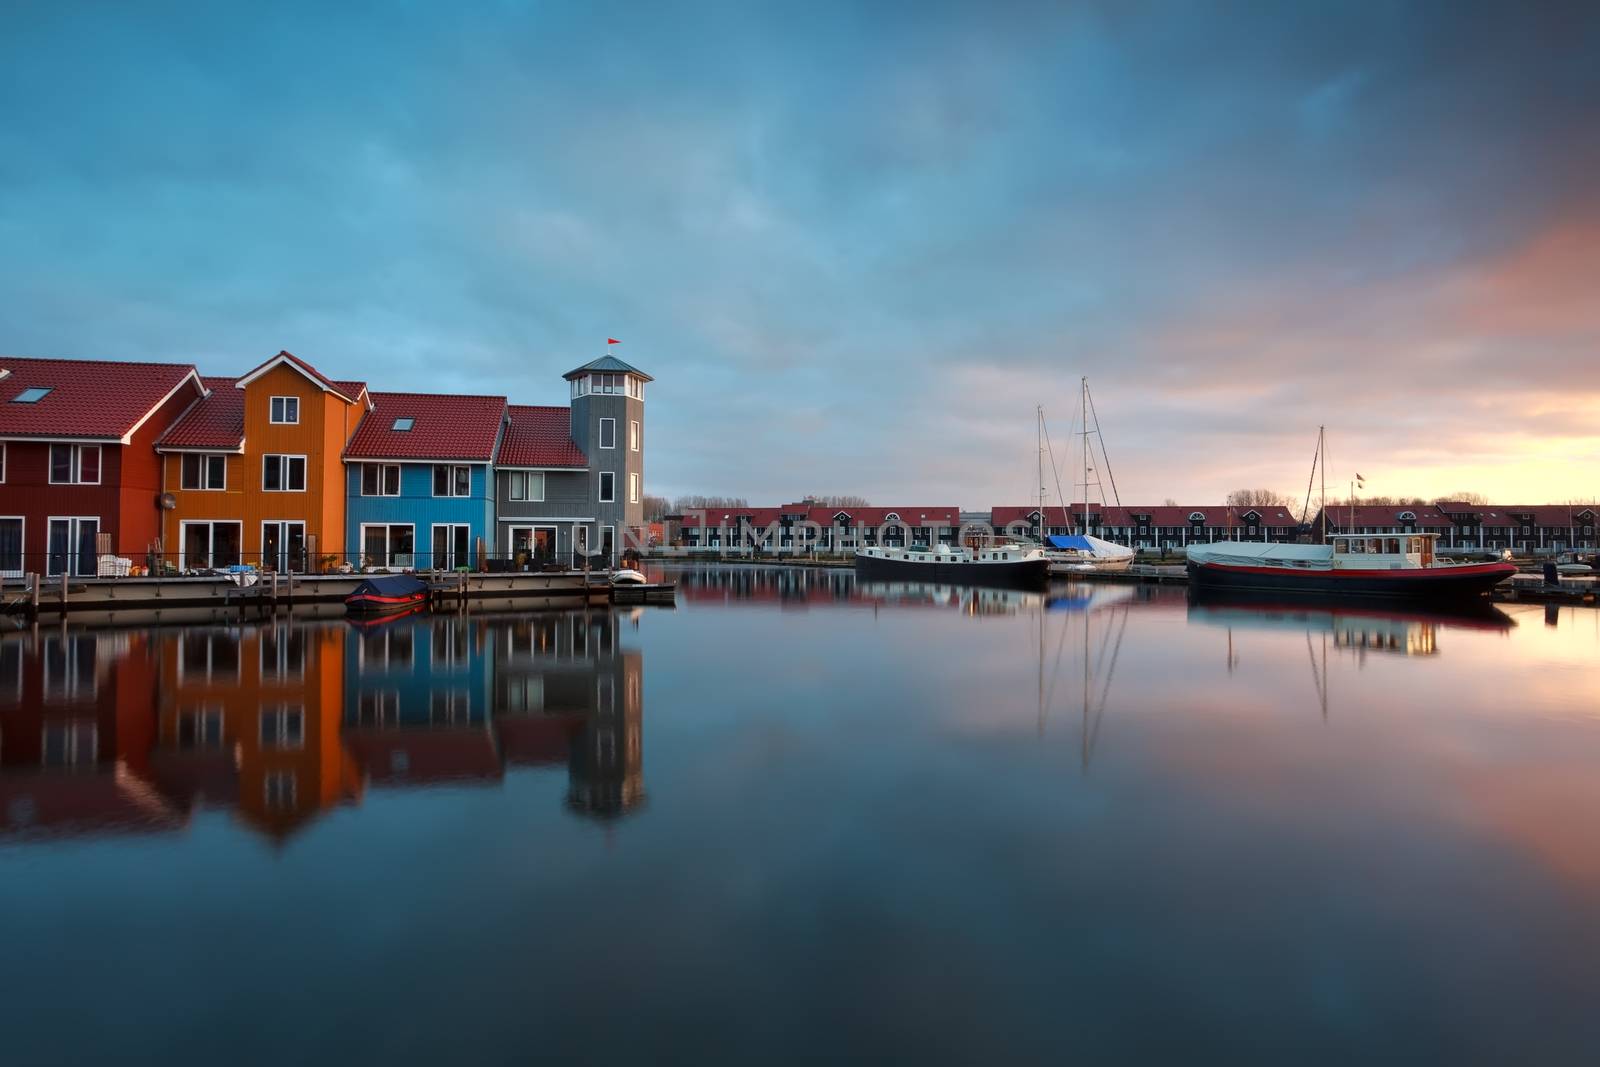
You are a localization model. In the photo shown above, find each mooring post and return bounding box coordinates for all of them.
[60,569,68,610]
[30,573,41,618]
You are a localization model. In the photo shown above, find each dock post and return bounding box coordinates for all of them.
[60,569,68,610]
[30,573,40,618]
[286,572,294,608]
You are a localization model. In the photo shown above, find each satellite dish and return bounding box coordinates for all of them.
[158,492,177,510]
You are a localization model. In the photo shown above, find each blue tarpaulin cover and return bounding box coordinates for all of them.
[350,574,428,599]
[1045,535,1093,551]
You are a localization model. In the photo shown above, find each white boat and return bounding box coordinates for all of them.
[609,568,648,585]
[855,542,1050,589]
[1044,533,1135,574]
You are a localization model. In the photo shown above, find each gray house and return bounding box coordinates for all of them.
[493,355,649,568]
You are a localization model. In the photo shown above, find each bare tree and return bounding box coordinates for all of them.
[670,495,750,512]
[1434,492,1488,505]
[1226,489,1292,509]
[799,494,871,508]
[642,495,671,521]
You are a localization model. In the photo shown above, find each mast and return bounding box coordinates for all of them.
[1320,426,1327,541]
[1081,377,1088,535]
[1037,405,1046,542]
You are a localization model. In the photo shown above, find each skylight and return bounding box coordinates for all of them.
[392,417,414,431]
[13,387,51,403]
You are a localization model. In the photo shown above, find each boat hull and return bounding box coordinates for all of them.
[1049,556,1134,575]
[345,592,429,616]
[1186,560,1516,600]
[854,553,1050,590]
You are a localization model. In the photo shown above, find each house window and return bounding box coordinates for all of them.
[628,472,640,504]
[362,463,400,496]
[599,418,616,449]
[269,396,300,424]
[181,453,227,490]
[260,705,305,748]
[48,444,101,484]
[46,517,100,577]
[0,517,22,576]
[433,465,471,497]
[12,386,52,403]
[177,708,225,750]
[430,523,471,569]
[262,454,307,491]
[180,520,242,569]
[598,471,615,503]
[392,417,414,431]
[264,771,297,810]
[362,523,416,568]
[629,420,640,451]
[507,471,545,502]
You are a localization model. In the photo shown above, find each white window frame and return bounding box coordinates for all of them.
[433,464,472,498]
[45,515,101,577]
[48,443,102,485]
[180,452,228,491]
[361,462,401,497]
[260,703,306,749]
[629,420,640,452]
[628,472,639,504]
[430,523,472,569]
[260,519,308,573]
[598,471,615,503]
[269,396,300,424]
[507,470,546,502]
[361,522,416,568]
[262,454,308,492]
[599,417,616,449]
[178,519,243,570]
[0,515,23,578]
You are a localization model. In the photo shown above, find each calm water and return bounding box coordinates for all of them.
[3,565,1599,1065]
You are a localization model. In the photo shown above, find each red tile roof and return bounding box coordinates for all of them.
[678,506,962,527]
[992,504,1301,528]
[235,350,367,405]
[497,405,587,468]
[156,376,245,450]
[345,392,507,461]
[0,356,203,441]
[1318,504,1454,529]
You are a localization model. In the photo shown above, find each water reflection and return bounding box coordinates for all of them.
[0,609,645,843]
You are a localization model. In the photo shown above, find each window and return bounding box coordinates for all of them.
[0,443,5,482]
[181,453,227,490]
[431,524,471,570]
[180,520,242,569]
[0,517,22,576]
[362,523,415,567]
[262,454,307,491]
[628,472,639,504]
[13,387,51,403]
[260,626,305,680]
[179,632,240,682]
[433,465,471,497]
[626,377,644,400]
[362,463,400,496]
[43,634,97,698]
[629,420,640,451]
[356,690,400,727]
[42,721,97,767]
[599,418,616,449]
[260,705,304,748]
[177,708,225,750]
[392,417,414,431]
[269,396,300,424]
[598,471,615,503]
[48,444,101,484]
[46,517,99,576]
[508,471,545,502]
[264,771,297,810]
[430,690,470,724]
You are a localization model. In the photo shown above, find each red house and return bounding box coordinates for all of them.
[0,356,205,576]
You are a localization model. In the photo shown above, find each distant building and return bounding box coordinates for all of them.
[990,504,1301,549]
[675,503,961,553]
[1317,502,1598,554]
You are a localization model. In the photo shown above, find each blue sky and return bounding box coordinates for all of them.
[3,1,1597,506]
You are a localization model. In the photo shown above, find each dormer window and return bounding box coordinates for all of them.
[1188,512,1206,523]
[885,512,902,523]
[12,387,51,403]
[270,396,300,424]
[392,417,414,431]
[1398,511,1416,521]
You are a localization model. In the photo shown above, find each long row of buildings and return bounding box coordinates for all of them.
[672,500,1599,555]
[0,350,651,575]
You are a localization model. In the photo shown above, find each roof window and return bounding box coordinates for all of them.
[13,387,51,403]
[392,417,414,431]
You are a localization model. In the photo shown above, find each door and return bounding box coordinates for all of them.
[533,526,555,565]
[264,521,307,572]
[431,524,471,570]
[573,524,589,568]
[0,518,21,577]
[47,518,99,577]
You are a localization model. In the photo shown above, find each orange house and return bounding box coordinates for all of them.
[152,620,361,839]
[156,351,370,571]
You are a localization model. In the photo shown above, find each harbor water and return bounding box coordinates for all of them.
[3,564,1599,1064]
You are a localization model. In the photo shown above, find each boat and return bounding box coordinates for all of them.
[854,542,1050,589]
[610,568,648,585]
[1185,534,1516,600]
[1045,533,1135,574]
[345,574,430,616]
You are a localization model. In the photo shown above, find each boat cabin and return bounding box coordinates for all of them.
[1330,533,1437,568]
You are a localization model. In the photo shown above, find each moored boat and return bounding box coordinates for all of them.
[1185,534,1515,600]
[1045,533,1135,574]
[345,574,430,616]
[854,543,1050,589]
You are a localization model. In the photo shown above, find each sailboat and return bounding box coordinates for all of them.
[1037,379,1135,575]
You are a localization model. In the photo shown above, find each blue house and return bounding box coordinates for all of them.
[343,392,508,569]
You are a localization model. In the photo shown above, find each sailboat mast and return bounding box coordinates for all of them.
[1081,377,1088,534]
[1037,405,1045,541]
[1320,426,1327,541]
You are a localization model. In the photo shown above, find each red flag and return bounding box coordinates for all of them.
[607,337,621,345]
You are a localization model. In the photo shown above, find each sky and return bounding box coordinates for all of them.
[2,0,1597,508]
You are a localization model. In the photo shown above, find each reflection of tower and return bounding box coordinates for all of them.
[566,647,644,818]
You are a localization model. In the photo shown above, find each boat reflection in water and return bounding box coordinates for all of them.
[0,608,645,844]
[1187,592,1515,658]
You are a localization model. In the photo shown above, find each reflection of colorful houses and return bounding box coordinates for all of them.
[156,351,370,572]
[0,356,207,576]
[486,611,644,818]
[342,392,508,570]
[342,614,501,788]
[151,621,361,839]
[0,629,180,837]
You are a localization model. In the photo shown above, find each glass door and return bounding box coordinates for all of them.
[0,518,22,576]
[264,521,307,572]
[47,518,99,576]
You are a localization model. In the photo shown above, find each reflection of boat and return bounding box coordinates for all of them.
[1045,534,1135,574]
[1186,534,1515,601]
[344,603,427,630]
[854,543,1049,589]
[1187,591,1515,657]
[345,575,429,616]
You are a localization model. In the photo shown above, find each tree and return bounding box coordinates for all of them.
[1226,489,1292,509]
[670,495,750,513]
[642,495,671,521]
[798,494,871,508]
[1434,492,1488,505]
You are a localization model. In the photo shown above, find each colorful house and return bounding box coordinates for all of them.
[343,392,508,569]
[0,356,206,575]
[156,351,369,571]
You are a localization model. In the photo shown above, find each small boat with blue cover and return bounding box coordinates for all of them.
[345,574,430,616]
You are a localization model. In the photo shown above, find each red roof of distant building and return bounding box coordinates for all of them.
[345,392,508,461]
[235,350,368,406]
[157,376,246,450]
[677,506,963,527]
[497,405,587,468]
[0,356,203,441]
[992,504,1301,528]
[1319,504,1454,529]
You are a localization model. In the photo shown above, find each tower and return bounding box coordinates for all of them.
[564,354,651,566]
